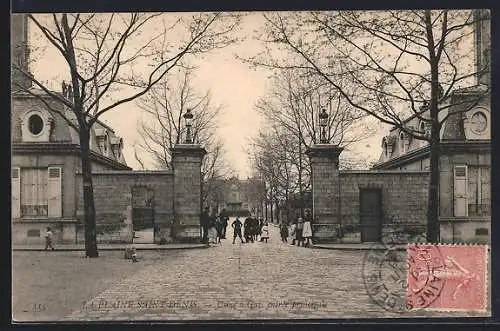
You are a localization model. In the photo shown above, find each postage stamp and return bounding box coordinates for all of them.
[407,244,488,312]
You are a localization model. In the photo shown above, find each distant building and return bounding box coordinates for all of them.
[208,177,266,217]
[373,10,491,243]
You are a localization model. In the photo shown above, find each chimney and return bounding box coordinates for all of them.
[474,9,491,86]
[11,14,33,91]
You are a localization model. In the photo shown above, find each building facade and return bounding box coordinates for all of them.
[11,14,206,245]
[307,10,490,245]
[372,10,491,244]
[208,177,266,217]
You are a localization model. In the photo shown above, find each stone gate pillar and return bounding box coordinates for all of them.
[306,144,343,243]
[171,144,206,243]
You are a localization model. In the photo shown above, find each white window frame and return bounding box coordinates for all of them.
[48,167,62,217]
[454,165,468,217]
[12,167,21,219]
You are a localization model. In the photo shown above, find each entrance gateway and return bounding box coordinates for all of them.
[359,188,382,242]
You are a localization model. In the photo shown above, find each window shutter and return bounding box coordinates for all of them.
[48,167,62,217]
[454,165,468,217]
[11,167,20,218]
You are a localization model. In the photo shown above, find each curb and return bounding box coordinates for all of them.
[12,244,210,252]
[312,245,406,251]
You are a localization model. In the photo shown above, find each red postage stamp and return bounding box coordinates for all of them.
[406,244,488,312]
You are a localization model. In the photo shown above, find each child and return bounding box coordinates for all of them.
[260,222,269,243]
[280,222,288,243]
[290,222,297,245]
[45,227,54,251]
[296,218,304,247]
[302,218,313,247]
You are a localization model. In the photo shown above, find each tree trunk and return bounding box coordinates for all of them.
[80,128,99,257]
[427,136,440,243]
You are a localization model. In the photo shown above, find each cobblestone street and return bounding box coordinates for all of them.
[13,220,490,322]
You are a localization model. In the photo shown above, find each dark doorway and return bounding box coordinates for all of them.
[132,186,155,243]
[359,188,382,242]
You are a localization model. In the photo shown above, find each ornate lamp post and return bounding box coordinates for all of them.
[183,108,194,144]
[319,108,329,144]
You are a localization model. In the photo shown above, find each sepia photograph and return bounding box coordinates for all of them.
[10,7,492,322]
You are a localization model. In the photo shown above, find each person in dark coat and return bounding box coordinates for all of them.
[244,216,254,243]
[232,217,244,244]
[258,218,264,241]
[200,206,210,244]
[220,208,229,239]
[252,217,259,242]
[280,222,289,243]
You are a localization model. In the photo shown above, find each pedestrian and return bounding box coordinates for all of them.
[261,222,269,243]
[303,212,313,247]
[296,217,305,247]
[290,219,297,245]
[200,206,210,244]
[220,208,228,239]
[232,217,244,244]
[215,215,223,243]
[208,210,218,244]
[45,227,54,251]
[280,222,288,243]
[244,215,254,243]
[259,218,264,241]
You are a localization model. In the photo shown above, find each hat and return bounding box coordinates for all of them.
[298,218,304,222]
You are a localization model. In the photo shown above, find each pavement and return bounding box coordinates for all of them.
[12,218,491,321]
[12,243,208,251]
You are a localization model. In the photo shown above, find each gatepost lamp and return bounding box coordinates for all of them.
[183,108,194,144]
[319,108,329,143]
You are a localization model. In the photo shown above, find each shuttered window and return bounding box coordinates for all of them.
[468,166,491,217]
[48,167,62,217]
[12,167,20,218]
[454,165,468,217]
[21,168,48,216]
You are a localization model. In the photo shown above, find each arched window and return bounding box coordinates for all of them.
[419,121,426,135]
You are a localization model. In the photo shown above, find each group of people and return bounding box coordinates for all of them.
[200,207,269,244]
[279,211,313,247]
[231,216,269,244]
[201,206,314,247]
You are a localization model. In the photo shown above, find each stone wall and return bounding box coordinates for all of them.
[338,171,429,243]
[76,171,174,243]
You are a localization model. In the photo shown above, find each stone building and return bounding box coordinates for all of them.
[308,10,490,245]
[208,177,266,217]
[372,10,491,244]
[11,14,206,245]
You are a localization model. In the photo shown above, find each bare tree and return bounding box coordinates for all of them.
[12,12,241,257]
[251,69,373,217]
[247,10,490,242]
[136,64,231,209]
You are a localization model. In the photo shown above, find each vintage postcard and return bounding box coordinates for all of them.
[11,8,492,322]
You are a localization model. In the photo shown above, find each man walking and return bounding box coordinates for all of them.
[200,206,210,244]
[232,217,244,244]
[220,208,229,239]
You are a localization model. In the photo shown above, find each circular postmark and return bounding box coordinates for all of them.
[362,241,407,313]
[362,232,442,313]
[406,244,446,310]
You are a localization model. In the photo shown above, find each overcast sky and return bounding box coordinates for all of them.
[28,12,385,177]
